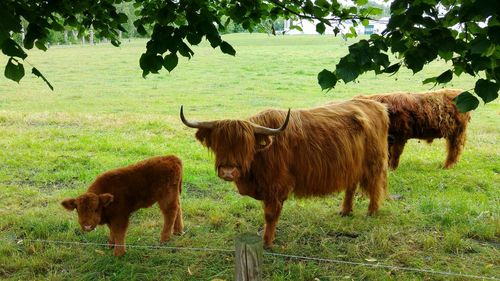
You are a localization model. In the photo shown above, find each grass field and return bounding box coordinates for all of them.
[0,34,498,280]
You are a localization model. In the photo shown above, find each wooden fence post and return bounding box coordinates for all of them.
[235,233,263,281]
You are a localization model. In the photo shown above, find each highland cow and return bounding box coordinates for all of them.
[357,89,471,169]
[61,155,183,256]
[181,100,389,247]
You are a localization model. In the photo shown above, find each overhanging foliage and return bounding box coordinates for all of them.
[0,0,498,111]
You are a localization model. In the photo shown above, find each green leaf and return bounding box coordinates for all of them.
[316,22,326,34]
[369,7,383,15]
[32,67,53,90]
[349,26,357,37]
[475,79,499,103]
[383,63,401,74]
[163,53,178,72]
[136,24,147,36]
[4,58,25,83]
[361,19,369,26]
[289,25,303,32]
[206,34,222,48]
[436,70,453,84]
[422,77,437,85]
[35,40,47,51]
[315,0,330,8]
[470,37,491,55]
[187,32,202,45]
[139,53,163,77]
[438,50,453,61]
[404,49,425,74]
[454,91,479,112]
[487,25,500,45]
[317,69,337,90]
[2,39,27,59]
[335,60,359,83]
[178,42,194,59]
[220,41,236,56]
[354,0,368,6]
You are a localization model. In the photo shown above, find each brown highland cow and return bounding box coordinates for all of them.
[181,100,389,247]
[357,89,471,169]
[61,155,183,256]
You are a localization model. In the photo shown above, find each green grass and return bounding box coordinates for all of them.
[0,34,498,280]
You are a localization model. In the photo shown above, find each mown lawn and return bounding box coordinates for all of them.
[0,34,498,281]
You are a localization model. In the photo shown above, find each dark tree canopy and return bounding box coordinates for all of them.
[1,0,498,111]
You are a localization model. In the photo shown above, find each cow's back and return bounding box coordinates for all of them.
[248,100,389,198]
[358,89,468,139]
[88,155,182,214]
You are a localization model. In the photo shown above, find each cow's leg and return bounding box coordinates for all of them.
[110,218,129,256]
[158,192,180,243]
[363,167,387,216]
[389,140,406,169]
[340,184,357,216]
[173,198,184,235]
[444,130,466,169]
[263,199,284,248]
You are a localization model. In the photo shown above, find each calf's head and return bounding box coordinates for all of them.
[181,106,290,181]
[61,193,114,231]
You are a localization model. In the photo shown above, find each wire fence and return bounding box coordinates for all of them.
[1,237,498,280]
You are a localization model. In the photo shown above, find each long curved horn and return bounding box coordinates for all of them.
[180,105,216,129]
[253,108,291,135]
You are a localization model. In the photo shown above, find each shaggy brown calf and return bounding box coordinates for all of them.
[61,155,183,256]
[357,89,471,169]
[181,100,389,247]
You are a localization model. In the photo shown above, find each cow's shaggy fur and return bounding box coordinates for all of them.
[185,100,389,247]
[356,89,471,169]
[62,155,183,256]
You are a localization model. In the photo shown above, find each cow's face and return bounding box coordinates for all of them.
[195,120,274,181]
[180,106,290,182]
[61,193,114,231]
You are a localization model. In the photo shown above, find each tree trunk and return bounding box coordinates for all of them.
[63,30,68,44]
[89,25,94,45]
[72,30,78,40]
[21,26,25,42]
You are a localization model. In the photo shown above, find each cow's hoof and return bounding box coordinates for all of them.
[263,242,273,250]
[113,250,125,257]
[339,210,352,217]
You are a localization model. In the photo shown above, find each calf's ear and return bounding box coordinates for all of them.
[255,134,274,151]
[61,199,77,211]
[99,193,114,207]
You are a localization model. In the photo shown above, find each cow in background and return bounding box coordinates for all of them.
[181,100,389,247]
[62,155,184,256]
[356,89,471,169]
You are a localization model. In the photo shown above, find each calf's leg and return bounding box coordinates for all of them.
[173,198,184,235]
[107,225,115,248]
[110,218,129,257]
[158,192,180,243]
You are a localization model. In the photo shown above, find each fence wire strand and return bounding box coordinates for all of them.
[1,237,498,280]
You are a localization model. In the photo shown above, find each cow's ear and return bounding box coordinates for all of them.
[195,128,212,147]
[61,198,77,211]
[255,134,273,151]
[99,193,114,207]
